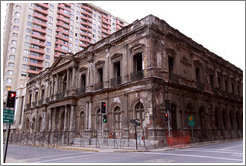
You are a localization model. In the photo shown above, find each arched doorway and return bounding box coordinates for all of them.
[134,102,144,129]
[80,111,85,136]
[222,110,227,130]
[229,110,234,130]
[113,106,122,137]
[170,104,177,130]
[199,106,208,141]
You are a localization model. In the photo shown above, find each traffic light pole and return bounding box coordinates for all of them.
[167,110,171,136]
[102,114,104,146]
[135,125,138,150]
[4,123,11,163]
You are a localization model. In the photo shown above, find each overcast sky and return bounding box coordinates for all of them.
[1,1,245,70]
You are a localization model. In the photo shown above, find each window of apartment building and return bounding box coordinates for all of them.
[48,16,53,21]
[27,21,32,27]
[14,19,20,24]
[13,25,19,31]
[70,25,74,29]
[195,67,200,82]
[168,56,174,73]
[98,16,101,20]
[6,78,12,84]
[15,12,20,17]
[11,40,17,45]
[46,48,51,53]
[21,72,27,77]
[25,42,30,47]
[75,39,79,43]
[45,54,50,60]
[50,4,54,9]
[30,3,34,7]
[8,62,14,68]
[23,56,28,62]
[46,42,51,46]
[15,5,21,10]
[133,53,143,72]
[210,75,214,89]
[97,68,103,83]
[70,20,74,24]
[45,62,50,67]
[48,23,53,28]
[26,28,31,33]
[12,33,18,38]
[28,15,33,20]
[9,55,15,60]
[218,77,221,89]
[70,31,73,35]
[69,37,73,41]
[11,47,16,53]
[24,49,29,55]
[71,14,74,19]
[25,35,30,40]
[47,29,52,34]
[76,16,79,20]
[231,82,235,94]
[7,70,13,76]
[47,35,51,40]
[28,8,33,13]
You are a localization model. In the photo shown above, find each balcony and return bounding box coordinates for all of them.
[56,92,65,100]
[102,14,111,20]
[58,3,71,12]
[81,10,92,18]
[80,32,92,39]
[81,5,93,13]
[102,24,111,30]
[32,20,47,28]
[57,10,71,18]
[80,38,91,44]
[32,27,46,35]
[32,101,37,106]
[30,40,45,47]
[169,73,179,83]
[80,26,92,33]
[34,6,48,16]
[116,20,124,26]
[56,21,70,30]
[27,69,40,74]
[57,15,70,24]
[36,3,49,9]
[81,15,92,23]
[196,82,205,91]
[55,46,68,54]
[102,29,111,35]
[64,3,71,8]
[55,40,69,47]
[94,82,103,90]
[33,13,48,21]
[111,76,122,87]
[55,33,69,41]
[76,87,86,95]
[79,43,87,48]
[31,33,46,41]
[28,62,43,68]
[130,70,144,82]
[102,19,111,26]
[80,21,92,28]
[29,54,44,61]
[56,27,69,36]
[29,47,45,54]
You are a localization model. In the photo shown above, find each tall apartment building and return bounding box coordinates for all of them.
[3,3,128,96]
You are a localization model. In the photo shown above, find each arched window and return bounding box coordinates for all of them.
[80,111,85,133]
[63,75,67,92]
[222,110,227,130]
[135,102,144,128]
[229,111,234,130]
[114,106,121,130]
[38,117,42,132]
[170,104,177,130]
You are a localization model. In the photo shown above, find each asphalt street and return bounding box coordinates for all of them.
[3,139,244,164]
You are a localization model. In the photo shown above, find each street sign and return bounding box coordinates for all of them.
[3,109,15,124]
[188,115,195,126]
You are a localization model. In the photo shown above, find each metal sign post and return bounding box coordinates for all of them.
[188,115,195,143]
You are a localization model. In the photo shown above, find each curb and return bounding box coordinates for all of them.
[56,146,100,152]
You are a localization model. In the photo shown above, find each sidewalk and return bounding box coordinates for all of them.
[13,138,242,153]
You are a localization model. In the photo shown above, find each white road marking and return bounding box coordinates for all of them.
[220,145,243,151]
[36,153,104,163]
[144,152,243,162]
[186,147,241,152]
[177,149,243,155]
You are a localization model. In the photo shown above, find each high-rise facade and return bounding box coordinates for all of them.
[3,3,128,96]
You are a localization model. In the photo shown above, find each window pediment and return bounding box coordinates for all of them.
[95,60,105,69]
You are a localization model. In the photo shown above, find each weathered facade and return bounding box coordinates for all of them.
[21,15,243,148]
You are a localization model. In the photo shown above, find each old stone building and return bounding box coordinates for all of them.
[21,15,243,148]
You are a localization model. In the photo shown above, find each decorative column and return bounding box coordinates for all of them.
[69,105,75,145]
[66,69,70,92]
[64,106,68,130]
[72,68,76,90]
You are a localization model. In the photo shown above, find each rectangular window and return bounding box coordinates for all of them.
[24,49,29,55]
[8,62,14,68]
[46,48,51,53]
[45,54,50,59]
[225,81,228,92]
[25,35,30,40]
[12,33,18,38]
[27,21,32,26]
[26,28,31,33]
[22,64,28,69]
[15,12,20,17]
[14,19,20,24]
[28,15,33,20]
[98,68,103,83]
[13,25,19,31]
[81,74,86,88]
[195,68,200,82]
[48,16,53,21]
[210,75,214,89]
[168,56,174,73]
[46,42,51,46]
[23,57,28,62]
[11,40,17,45]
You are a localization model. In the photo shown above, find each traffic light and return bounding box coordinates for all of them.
[164,112,168,121]
[103,115,107,123]
[101,101,106,114]
[6,91,16,108]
